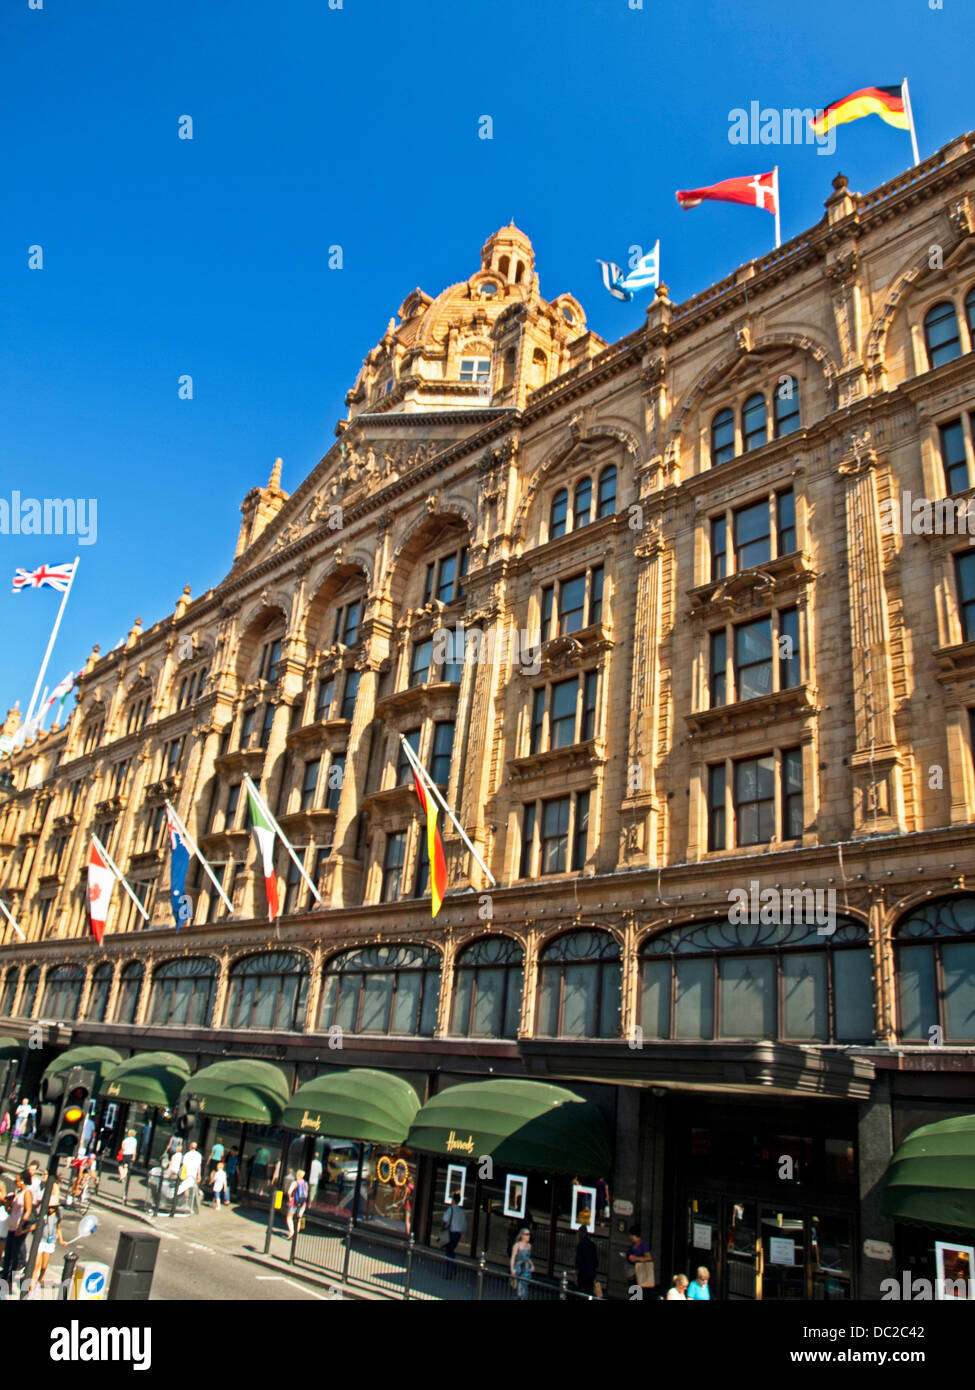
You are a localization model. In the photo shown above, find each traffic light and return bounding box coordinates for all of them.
[53,1068,94,1156]
[37,1071,68,1136]
[173,1093,200,1139]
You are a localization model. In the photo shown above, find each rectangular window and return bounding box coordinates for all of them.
[719,955,775,1038]
[582,671,598,741]
[459,357,490,383]
[776,488,796,555]
[431,721,455,785]
[940,419,969,495]
[225,782,241,829]
[343,601,361,646]
[781,746,803,839]
[423,563,435,604]
[325,753,346,812]
[530,688,546,755]
[520,804,536,877]
[734,755,775,846]
[315,675,334,721]
[436,553,457,603]
[146,803,167,850]
[707,764,726,851]
[734,499,771,570]
[398,729,421,784]
[382,831,406,902]
[240,708,256,748]
[734,617,773,700]
[262,639,282,682]
[541,586,554,642]
[709,630,727,707]
[282,850,307,916]
[559,573,586,635]
[340,670,360,721]
[573,791,590,871]
[590,565,604,626]
[779,607,800,688]
[550,678,578,748]
[410,639,432,687]
[164,738,183,775]
[955,550,975,641]
[205,863,227,923]
[259,704,275,750]
[711,516,727,581]
[308,846,330,909]
[541,796,570,875]
[300,758,321,812]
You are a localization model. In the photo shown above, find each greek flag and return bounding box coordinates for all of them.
[597,240,660,301]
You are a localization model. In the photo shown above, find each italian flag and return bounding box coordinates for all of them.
[413,770,448,917]
[86,840,115,945]
[247,785,280,920]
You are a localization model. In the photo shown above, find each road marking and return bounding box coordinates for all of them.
[254,1276,338,1300]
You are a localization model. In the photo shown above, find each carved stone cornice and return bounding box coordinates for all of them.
[507,739,605,785]
[685,685,818,740]
[687,553,815,620]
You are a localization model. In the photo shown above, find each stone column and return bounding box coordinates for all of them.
[619,534,664,869]
[856,1073,897,1300]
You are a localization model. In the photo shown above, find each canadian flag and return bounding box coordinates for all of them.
[676,170,778,215]
[87,840,115,944]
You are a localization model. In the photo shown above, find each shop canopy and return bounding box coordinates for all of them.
[41,1045,123,1089]
[0,1036,23,1062]
[882,1114,975,1231]
[99,1052,192,1111]
[177,1059,290,1126]
[282,1068,420,1145]
[406,1079,613,1175]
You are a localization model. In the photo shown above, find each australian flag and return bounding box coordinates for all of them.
[167,810,192,927]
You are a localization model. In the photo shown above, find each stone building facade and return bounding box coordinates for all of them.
[3,145,975,1298]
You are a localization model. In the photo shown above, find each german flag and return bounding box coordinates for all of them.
[811,84,909,136]
[413,769,448,916]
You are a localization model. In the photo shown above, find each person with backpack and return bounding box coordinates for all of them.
[286,1169,309,1237]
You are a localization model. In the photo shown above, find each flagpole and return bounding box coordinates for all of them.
[0,899,25,943]
[92,833,150,921]
[24,557,80,724]
[398,734,497,886]
[165,801,234,914]
[243,774,323,904]
[902,78,920,167]
[773,166,781,249]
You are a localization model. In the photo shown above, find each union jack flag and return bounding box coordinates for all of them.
[11,561,77,594]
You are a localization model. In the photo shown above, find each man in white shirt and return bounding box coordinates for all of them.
[309,1156,323,1205]
[180,1141,203,1212]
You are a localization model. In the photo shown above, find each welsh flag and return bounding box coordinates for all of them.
[413,770,448,917]
[247,785,279,920]
[86,840,115,944]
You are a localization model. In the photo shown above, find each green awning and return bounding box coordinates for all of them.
[41,1045,123,1088]
[0,1036,23,1062]
[882,1114,975,1231]
[99,1052,192,1110]
[406,1079,613,1174]
[282,1069,420,1144]
[179,1059,290,1126]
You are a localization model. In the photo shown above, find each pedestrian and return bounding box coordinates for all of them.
[666,1273,689,1300]
[209,1162,229,1209]
[118,1129,138,1186]
[81,1111,96,1155]
[225,1147,239,1194]
[207,1137,225,1179]
[308,1154,322,1206]
[621,1226,655,1296]
[141,1119,152,1160]
[688,1265,711,1300]
[28,1163,43,1204]
[29,1202,67,1293]
[13,1099,30,1140]
[286,1169,309,1237]
[510,1228,534,1300]
[0,1171,34,1295]
[181,1141,203,1212]
[441,1190,466,1269]
[0,1109,9,1137]
[25,1102,37,1142]
[0,1178,8,1262]
[574,1228,600,1297]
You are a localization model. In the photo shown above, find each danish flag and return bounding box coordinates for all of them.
[676,170,778,215]
[11,561,77,594]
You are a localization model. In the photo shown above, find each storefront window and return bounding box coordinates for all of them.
[240,1125,285,1198]
[895,896,975,1042]
[359,1144,417,1234]
[225,951,309,1031]
[307,1137,363,1220]
[536,931,621,1038]
[41,965,85,1020]
[318,945,441,1036]
[641,918,873,1043]
[450,936,524,1038]
[148,957,218,1027]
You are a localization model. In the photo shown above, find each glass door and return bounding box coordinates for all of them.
[726,1199,759,1299]
[759,1206,806,1299]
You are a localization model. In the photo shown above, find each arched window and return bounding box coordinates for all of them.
[515,261,525,284]
[774,376,801,437]
[639,917,873,1043]
[924,301,962,370]
[225,951,309,1032]
[896,896,975,1042]
[20,965,40,1018]
[0,967,20,1016]
[550,488,568,539]
[573,477,592,529]
[116,962,144,1024]
[87,963,114,1022]
[42,965,85,1021]
[502,348,516,389]
[531,347,547,386]
[537,930,621,1038]
[149,957,217,1028]
[966,287,975,346]
[451,937,524,1038]
[711,408,735,466]
[498,255,510,278]
[319,944,441,1037]
[741,392,767,452]
[597,465,617,519]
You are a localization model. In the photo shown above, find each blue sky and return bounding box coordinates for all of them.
[2,0,972,722]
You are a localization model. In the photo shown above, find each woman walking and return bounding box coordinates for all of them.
[285,1169,309,1238]
[510,1228,534,1301]
[30,1202,67,1293]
